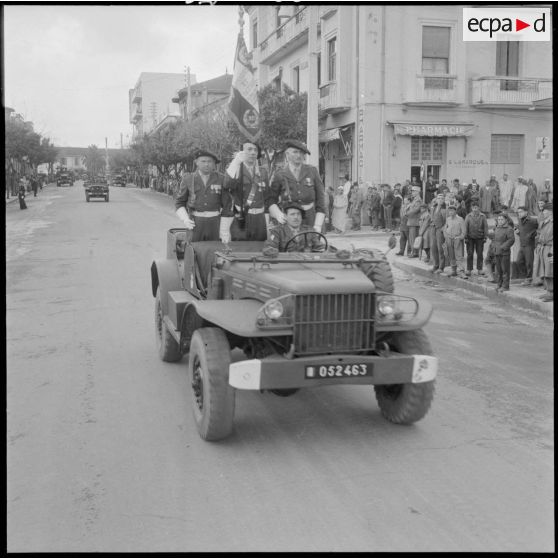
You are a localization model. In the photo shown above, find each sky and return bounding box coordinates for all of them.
[3,3,246,148]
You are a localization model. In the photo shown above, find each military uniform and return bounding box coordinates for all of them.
[264,223,323,253]
[224,163,270,241]
[175,170,229,241]
[269,164,326,228]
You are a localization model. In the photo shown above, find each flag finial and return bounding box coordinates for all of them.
[238,5,244,32]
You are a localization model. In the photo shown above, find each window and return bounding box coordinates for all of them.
[317,52,321,87]
[252,19,258,49]
[292,66,300,93]
[273,68,283,92]
[496,41,519,90]
[490,134,523,176]
[422,26,450,75]
[327,37,337,81]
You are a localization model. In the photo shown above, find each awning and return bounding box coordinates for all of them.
[390,122,476,137]
[319,127,341,142]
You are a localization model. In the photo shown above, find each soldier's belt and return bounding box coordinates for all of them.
[193,211,220,218]
[247,207,265,215]
[301,202,315,211]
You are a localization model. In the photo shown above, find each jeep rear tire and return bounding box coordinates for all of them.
[155,287,182,362]
[358,250,394,293]
[374,329,435,424]
[189,328,235,441]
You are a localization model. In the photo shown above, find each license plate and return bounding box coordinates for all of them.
[305,363,371,379]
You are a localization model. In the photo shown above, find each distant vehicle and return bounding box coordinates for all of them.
[85,178,109,202]
[57,172,73,187]
[113,173,126,187]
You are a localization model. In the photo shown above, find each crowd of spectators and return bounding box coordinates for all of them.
[333,173,553,302]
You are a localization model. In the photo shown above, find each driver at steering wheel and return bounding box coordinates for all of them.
[263,202,325,255]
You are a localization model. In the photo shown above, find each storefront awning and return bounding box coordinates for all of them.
[319,127,341,142]
[389,122,476,137]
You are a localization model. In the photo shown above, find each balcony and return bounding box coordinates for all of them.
[259,7,309,65]
[471,77,552,108]
[131,108,143,121]
[319,82,351,114]
[132,88,142,103]
[403,75,461,106]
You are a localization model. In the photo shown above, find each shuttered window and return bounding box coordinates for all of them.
[490,135,522,164]
[422,26,450,75]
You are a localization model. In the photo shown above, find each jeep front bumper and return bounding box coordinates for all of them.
[229,353,437,390]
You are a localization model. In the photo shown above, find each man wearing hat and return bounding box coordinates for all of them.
[531,202,553,301]
[406,186,423,257]
[268,139,326,234]
[175,149,228,242]
[442,204,466,277]
[262,201,324,255]
[221,140,269,242]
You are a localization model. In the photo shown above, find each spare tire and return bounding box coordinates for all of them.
[357,249,394,293]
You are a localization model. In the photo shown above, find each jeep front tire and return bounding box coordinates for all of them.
[189,328,235,441]
[374,329,435,424]
[358,249,394,293]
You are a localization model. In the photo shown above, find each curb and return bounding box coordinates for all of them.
[391,258,553,320]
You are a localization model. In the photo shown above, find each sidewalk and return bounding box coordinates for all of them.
[328,224,553,320]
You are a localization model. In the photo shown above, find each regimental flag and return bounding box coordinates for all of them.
[228,32,261,143]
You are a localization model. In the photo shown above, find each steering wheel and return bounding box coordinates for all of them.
[284,231,328,253]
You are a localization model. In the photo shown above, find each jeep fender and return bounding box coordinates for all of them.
[185,299,292,338]
[150,259,182,315]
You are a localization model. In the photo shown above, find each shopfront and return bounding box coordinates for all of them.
[319,125,354,189]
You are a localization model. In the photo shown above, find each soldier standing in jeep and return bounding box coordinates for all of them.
[175,149,228,242]
[268,139,326,234]
[220,140,269,243]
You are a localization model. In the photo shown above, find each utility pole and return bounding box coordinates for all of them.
[306,5,319,167]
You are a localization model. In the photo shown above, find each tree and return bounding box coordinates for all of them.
[84,145,105,176]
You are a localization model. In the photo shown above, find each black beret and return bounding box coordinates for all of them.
[193,149,220,163]
[283,139,310,155]
[281,201,306,216]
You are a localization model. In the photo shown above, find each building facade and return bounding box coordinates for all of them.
[129,72,195,140]
[172,73,233,120]
[246,4,552,190]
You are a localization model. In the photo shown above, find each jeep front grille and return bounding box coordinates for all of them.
[294,293,375,355]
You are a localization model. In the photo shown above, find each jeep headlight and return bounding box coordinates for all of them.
[256,295,294,329]
[376,294,418,323]
[264,299,284,320]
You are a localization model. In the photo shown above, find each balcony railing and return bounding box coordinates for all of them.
[404,75,460,105]
[319,82,351,114]
[471,77,552,106]
[132,89,142,103]
[259,7,309,65]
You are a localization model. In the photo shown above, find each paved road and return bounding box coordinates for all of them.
[6,185,554,552]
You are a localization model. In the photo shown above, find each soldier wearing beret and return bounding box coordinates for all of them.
[268,139,326,234]
[220,140,270,242]
[262,201,325,256]
[175,149,229,242]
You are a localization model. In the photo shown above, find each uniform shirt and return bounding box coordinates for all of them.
[223,163,269,217]
[175,170,228,213]
[264,223,323,252]
[406,197,422,227]
[269,163,326,214]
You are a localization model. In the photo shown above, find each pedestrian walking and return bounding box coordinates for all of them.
[464,200,488,276]
[442,205,466,277]
[18,184,28,210]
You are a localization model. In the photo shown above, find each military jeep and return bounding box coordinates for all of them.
[151,229,437,441]
[85,179,109,202]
